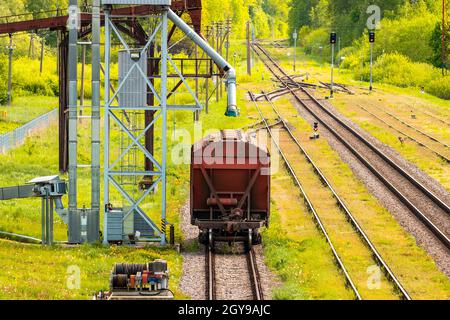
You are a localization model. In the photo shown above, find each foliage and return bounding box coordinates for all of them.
[429,21,450,69]
[425,76,450,100]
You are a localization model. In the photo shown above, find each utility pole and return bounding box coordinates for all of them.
[246,21,251,76]
[218,21,223,99]
[205,25,211,114]
[369,31,375,92]
[225,18,231,62]
[39,36,45,74]
[29,33,34,59]
[7,33,13,106]
[293,31,297,72]
[330,32,336,98]
[215,21,219,102]
[338,36,341,74]
[443,0,447,75]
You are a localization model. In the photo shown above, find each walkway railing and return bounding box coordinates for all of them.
[0,108,57,154]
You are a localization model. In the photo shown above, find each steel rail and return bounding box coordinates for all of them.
[247,247,264,300]
[252,43,450,251]
[206,244,264,300]
[254,42,450,216]
[258,91,411,300]
[355,104,450,163]
[373,105,450,150]
[249,91,362,300]
[206,244,216,300]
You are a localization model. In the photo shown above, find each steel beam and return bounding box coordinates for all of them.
[68,0,78,218]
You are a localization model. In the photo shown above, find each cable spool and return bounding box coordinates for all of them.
[111,274,128,289]
[113,263,125,275]
[113,263,147,276]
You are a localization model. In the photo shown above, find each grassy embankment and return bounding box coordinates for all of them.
[268,45,450,192]
[0,40,262,299]
[1,39,449,300]
[245,46,450,299]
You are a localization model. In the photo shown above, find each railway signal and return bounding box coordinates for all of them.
[310,122,320,140]
[369,31,375,92]
[330,32,337,98]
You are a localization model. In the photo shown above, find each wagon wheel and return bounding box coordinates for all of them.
[208,229,214,250]
[247,229,253,251]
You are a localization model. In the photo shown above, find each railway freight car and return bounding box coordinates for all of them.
[190,130,270,247]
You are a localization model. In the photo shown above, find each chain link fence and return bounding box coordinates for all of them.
[0,108,57,154]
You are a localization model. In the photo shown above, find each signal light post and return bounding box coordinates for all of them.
[330,32,337,98]
[369,31,375,92]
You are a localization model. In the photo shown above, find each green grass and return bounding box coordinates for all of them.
[263,173,354,300]
[0,239,184,300]
[0,96,57,134]
[267,45,450,191]
[246,46,450,299]
[0,40,261,299]
[0,39,449,300]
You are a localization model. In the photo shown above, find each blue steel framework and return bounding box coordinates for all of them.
[103,4,202,245]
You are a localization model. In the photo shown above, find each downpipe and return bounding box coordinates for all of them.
[167,9,238,117]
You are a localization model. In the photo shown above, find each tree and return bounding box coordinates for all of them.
[429,21,450,70]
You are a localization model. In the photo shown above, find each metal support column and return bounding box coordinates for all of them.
[41,197,45,244]
[49,196,54,245]
[68,0,78,228]
[160,10,168,245]
[103,6,111,245]
[91,0,101,242]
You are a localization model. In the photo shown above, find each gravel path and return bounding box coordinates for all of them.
[179,202,277,299]
[290,95,450,277]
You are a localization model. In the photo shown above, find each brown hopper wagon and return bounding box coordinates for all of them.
[190,130,270,247]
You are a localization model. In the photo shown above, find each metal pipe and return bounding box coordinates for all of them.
[0,231,41,244]
[167,9,238,116]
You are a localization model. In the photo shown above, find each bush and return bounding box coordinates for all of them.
[368,53,439,87]
[425,77,450,100]
[302,27,329,58]
[0,82,8,105]
[350,52,450,100]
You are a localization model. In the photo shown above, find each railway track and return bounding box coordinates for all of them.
[372,105,450,151]
[206,243,264,300]
[355,104,450,163]
[249,91,411,300]
[251,42,450,253]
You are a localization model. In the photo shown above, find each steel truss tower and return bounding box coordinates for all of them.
[102,1,203,245]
